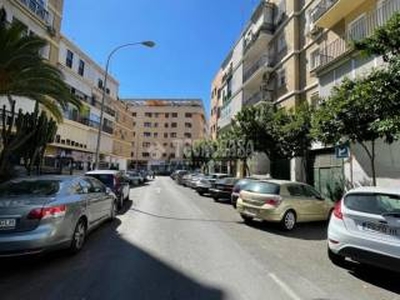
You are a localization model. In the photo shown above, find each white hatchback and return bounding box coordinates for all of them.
[328,187,400,272]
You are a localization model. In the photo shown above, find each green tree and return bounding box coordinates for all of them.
[0,21,81,179]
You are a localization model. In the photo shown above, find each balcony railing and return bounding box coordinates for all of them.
[102,125,114,135]
[313,0,400,70]
[311,0,339,23]
[243,55,272,83]
[244,91,263,106]
[19,0,50,23]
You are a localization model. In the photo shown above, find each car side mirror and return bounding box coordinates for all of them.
[105,187,112,195]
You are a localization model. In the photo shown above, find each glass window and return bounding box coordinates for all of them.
[302,185,323,199]
[172,113,178,118]
[0,180,60,196]
[171,122,177,128]
[286,185,305,197]
[86,174,113,188]
[66,50,74,68]
[345,193,400,215]
[243,182,280,195]
[78,59,85,76]
[86,178,105,193]
[185,113,192,118]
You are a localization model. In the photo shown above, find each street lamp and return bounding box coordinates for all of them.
[94,41,155,170]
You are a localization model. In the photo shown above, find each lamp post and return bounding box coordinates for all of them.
[94,41,155,170]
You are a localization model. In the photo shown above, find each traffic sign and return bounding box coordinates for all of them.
[335,144,350,159]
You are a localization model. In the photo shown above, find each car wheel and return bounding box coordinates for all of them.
[109,200,117,221]
[328,248,346,267]
[198,191,204,196]
[213,196,219,202]
[70,219,87,254]
[240,214,254,224]
[118,196,124,210]
[281,210,296,231]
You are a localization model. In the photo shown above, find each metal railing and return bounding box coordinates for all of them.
[19,0,49,23]
[244,91,263,106]
[313,0,400,70]
[243,55,272,83]
[311,0,339,23]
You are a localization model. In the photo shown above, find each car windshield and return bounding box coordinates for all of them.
[243,182,280,195]
[345,193,400,215]
[0,180,60,197]
[217,178,237,185]
[88,174,114,188]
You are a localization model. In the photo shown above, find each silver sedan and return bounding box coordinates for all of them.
[0,175,117,257]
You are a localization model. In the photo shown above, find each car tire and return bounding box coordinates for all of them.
[109,200,117,221]
[213,196,219,202]
[69,218,87,254]
[240,214,254,224]
[328,248,346,267]
[281,210,296,231]
[198,191,204,196]
[118,196,124,210]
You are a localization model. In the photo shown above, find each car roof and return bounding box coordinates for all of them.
[346,186,400,195]
[86,170,121,175]
[6,175,81,182]
[259,179,305,185]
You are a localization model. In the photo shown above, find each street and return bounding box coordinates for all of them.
[1,177,399,300]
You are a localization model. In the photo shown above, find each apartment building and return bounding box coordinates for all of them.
[308,0,400,190]
[209,70,223,139]
[124,99,207,171]
[0,0,64,113]
[45,36,123,171]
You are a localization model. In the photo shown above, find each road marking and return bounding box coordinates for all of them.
[269,273,302,300]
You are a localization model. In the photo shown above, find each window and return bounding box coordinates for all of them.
[277,33,286,53]
[275,0,286,25]
[170,153,176,159]
[143,132,151,137]
[142,152,150,158]
[106,88,110,95]
[154,123,158,128]
[153,132,158,138]
[302,185,323,199]
[133,122,136,127]
[131,152,134,157]
[145,112,152,117]
[144,122,152,127]
[55,135,61,143]
[172,113,178,118]
[165,123,169,128]
[143,142,151,148]
[133,132,136,137]
[164,133,168,138]
[171,132,177,138]
[184,133,192,138]
[243,182,280,195]
[185,123,192,128]
[163,143,168,147]
[171,122,177,128]
[165,113,169,118]
[278,69,286,87]
[78,60,85,76]
[66,50,74,68]
[345,193,400,215]
[154,113,159,118]
[98,79,103,89]
[287,185,305,197]
[163,153,167,158]
[185,113,192,118]
[132,112,137,117]
[310,48,320,70]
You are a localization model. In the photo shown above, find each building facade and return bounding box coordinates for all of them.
[209,70,223,140]
[124,99,207,171]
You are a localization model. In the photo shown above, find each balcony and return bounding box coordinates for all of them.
[102,124,114,135]
[18,0,50,24]
[243,55,273,83]
[243,2,275,55]
[312,0,400,71]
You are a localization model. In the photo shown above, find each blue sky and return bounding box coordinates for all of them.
[62,0,259,116]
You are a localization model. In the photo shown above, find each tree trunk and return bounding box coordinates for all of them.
[371,140,377,186]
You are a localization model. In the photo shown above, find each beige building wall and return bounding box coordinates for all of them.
[113,100,134,169]
[209,70,223,140]
[124,99,206,170]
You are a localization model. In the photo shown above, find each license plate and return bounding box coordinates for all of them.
[0,219,16,230]
[362,222,398,236]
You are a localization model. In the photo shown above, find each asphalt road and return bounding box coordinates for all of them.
[1,177,399,300]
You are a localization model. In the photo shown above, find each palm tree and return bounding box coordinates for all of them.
[0,19,81,180]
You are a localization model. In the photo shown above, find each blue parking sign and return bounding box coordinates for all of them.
[335,144,350,159]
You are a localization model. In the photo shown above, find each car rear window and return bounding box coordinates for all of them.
[243,182,280,195]
[88,174,114,187]
[0,180,60,197]
[217,178,237,185]
[345,193,400,215]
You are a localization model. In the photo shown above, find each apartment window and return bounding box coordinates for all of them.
[132,112,137,117]
[170,132,177,138]
[143,142,151,148]
[172,113,178,118]
[184,133,192,138]
[98,79,103,89]
[185,122,192,128]
[131,152,134,157]
[165,113,169,118]
[171,122,177,128]
[164,123,169,128]
[154,113,159,118]
[142,152,150,158]
[106,88,110,95]
[145,112,152,117]
[144,122,152,127]
[133,132,136,137]
[144,132,151,137]
[163,153,167,158]
[66,50,74,68]
[164,133,168,138]
[170,142,175,148]
[310,48,320,70]
[170,153,176,159]
[163,143,168,147]
[55,135,61,143]
[78,60,85,76]
[133,122,136,127]
[277,33,286,53]
[278,69,286,87]
[185,113,192,118]
[153,132,158,138]
[154,123,158,128]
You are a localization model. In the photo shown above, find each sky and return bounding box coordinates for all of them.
[62,0,260,117]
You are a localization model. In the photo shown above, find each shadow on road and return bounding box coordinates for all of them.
[118,199,133,215]
[130,208,238,224]
[244,220,328,241]
[0,218,225,300]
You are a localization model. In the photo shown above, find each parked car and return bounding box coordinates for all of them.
[236,180,333,230]
[195,175,213,195]
[328,187,400,272]
[0,176,117,256]
[209,177,239,201]
[188,174,206,189]
[86,170,130,209]
[126,171,142,186]
[231,178,257,208]
[175,170,189,185]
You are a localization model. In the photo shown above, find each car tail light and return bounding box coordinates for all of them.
[28,205,67,220]
[264,198,281,206]
[333,199,343,220]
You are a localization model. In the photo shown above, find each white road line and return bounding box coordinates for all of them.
[269,273,303,300]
